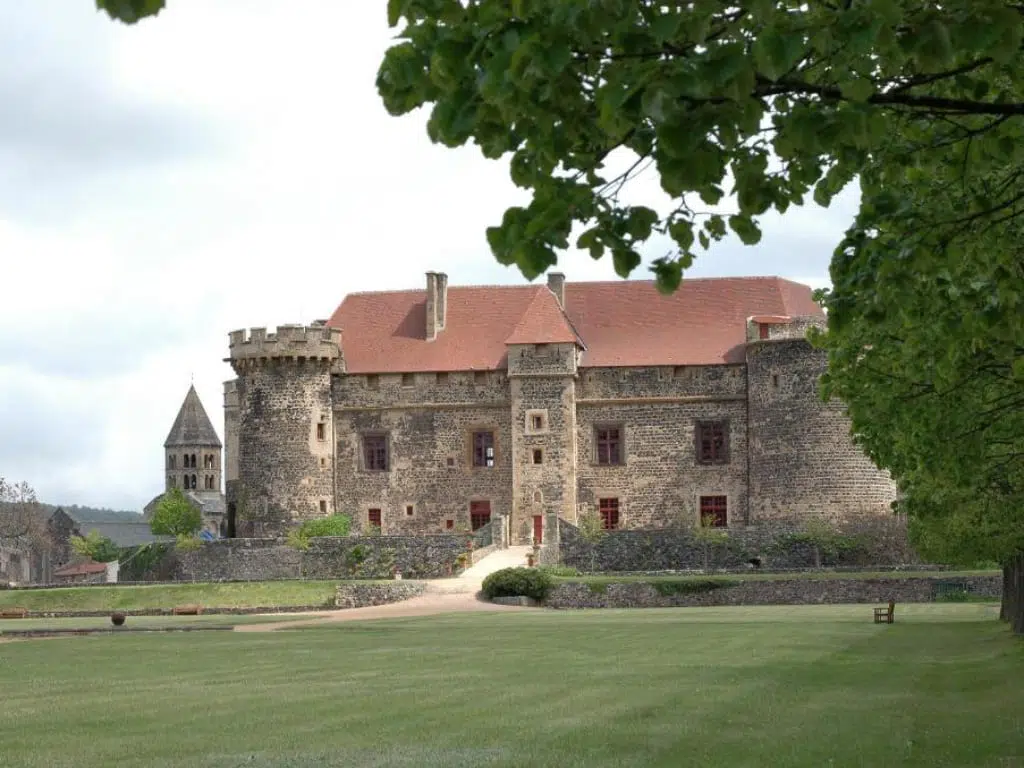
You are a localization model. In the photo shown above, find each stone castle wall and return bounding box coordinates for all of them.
[746,338,898,523]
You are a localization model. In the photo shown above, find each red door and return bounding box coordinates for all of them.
[532,515,543,545]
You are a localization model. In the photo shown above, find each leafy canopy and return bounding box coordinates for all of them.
[71,530,121,563]
[376,0,1024,290]
[150,487,202,538]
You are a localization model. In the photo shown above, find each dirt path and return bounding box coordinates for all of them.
[236,545,537,632]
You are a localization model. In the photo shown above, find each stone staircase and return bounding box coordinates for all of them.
[426,545,533,594]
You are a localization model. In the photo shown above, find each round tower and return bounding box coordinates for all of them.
[745,316,897,525]
[225,323,342,537]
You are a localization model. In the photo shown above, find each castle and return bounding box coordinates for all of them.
[221,272,897,545]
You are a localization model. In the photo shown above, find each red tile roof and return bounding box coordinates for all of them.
[328,276,822,373]
[55,561,108,577]
[504,287,582,346]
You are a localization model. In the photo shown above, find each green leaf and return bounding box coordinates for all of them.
[96,0,165,23]
[839,78,875,102]
[728,214,762,245]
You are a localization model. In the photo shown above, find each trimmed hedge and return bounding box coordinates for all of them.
[482,567,555,601]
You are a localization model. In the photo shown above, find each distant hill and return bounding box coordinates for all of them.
[41,504,144,523]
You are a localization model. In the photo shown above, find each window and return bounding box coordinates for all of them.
[320,457,327,468]
[190,454,197,468]
[595,426,623,465]
[436,372,449,385]
[366,374,379,389]
[598,498,620,530]
[316,422,326,441]
[759,323,770,340]
[204,454,215,469]
[700,495,728,527]
[696,421,729,464]
[189,474,197,489]
[319,500,327,514]
[445,519,454,529]
[526,409,548,434]
[532,448,543,465]
[474,371,488,385]
[168,455,176,469]
[362,434,389,471]
[673,366,687,378]
[405,504,415,517]
[368,508,382,528]
[446,456,455,467]
[470,500,491,530]
[771,374,779,388]
[401,373,415,387]
[472,431,495,468]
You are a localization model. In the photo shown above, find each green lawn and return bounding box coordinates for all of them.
[1,604,1021,767]
[0,613,297,632]
[0,580,343,612]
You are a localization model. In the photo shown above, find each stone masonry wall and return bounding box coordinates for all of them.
[230,358,336,536]
[333,370,513,535]
[335,581,426,608]
[508,342,578,545]
[746,339,898,523]
[162,535,475,581]
[575,365,750,528]
[559,516,920,571]
[545,575,1002,609]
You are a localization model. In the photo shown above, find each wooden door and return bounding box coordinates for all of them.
[532,515,543,545]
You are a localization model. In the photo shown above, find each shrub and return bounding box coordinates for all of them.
[286,514,353,550]
[150,487,202,537]
[71,530,121,563]
[650,578,738,596]
[481,567,554,601]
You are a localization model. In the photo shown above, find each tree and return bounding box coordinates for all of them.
[692,514,730,571]
[817,116,1024,630]
[96,0,164,23]
[576,509,607,573]
[70,530,121,563]
[149,487,202,538]
[370,1,1024,290]
[0,478,51,556]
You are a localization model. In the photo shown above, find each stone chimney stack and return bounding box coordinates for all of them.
[547,271,566,309]
[425,271,448,340]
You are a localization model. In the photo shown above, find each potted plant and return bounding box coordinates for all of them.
[110,612,126,627]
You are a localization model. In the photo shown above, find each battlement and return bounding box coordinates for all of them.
[227,324,342,363]
[746,315,826,344]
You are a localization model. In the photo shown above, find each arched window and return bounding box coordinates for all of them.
[182,453,188,467]
[168,455,176,469]
[190,474,197,489]
[190,454,197,468]
[204,454,213,469]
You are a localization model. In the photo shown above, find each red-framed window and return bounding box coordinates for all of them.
[472,431,495,468]
[598,498,620,530]
[470,500,492,530]
[699,496,728,528]
[595,426,623,465]
[759,323,770,340]
[368,508,382,528]
[696,421,728,464]
[362,434,389,471]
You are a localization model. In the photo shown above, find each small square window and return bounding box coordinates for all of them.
[401,373,415,387]
[405,504,415,517]
[759,324,770,340]
[446,456,455,467]
[316,422,326,441]
[474,371,488,385]
[368,508,382,528]
[320,457,327,468]
[436,372,449,385]
[366,374,379,389]
[526,409,548,433]
[771,374,779,388]
[319,500,327,514]
[599,498,620,530]
[532,448,543,465]
[700,496,728,527]
[446,519,454,529]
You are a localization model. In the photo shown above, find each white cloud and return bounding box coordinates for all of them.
[0,1,851,509]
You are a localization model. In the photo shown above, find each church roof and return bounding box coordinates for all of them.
[327,276,822,373]
[164,385,222,448]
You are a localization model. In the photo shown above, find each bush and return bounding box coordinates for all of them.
[650,578,738,596]
[481,567,554,601]
[286,514,353,550]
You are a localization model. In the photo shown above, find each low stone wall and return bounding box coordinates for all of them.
[559,515,920,572]
[334,581,426,609]
[134,534,476,582]
[545,574,1002,609]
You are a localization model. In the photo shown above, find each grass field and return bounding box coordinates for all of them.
[0,581,344,612]
[1,604,1021,767]
[0,613,298,632]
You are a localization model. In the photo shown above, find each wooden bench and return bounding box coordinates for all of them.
[873,600,895,624]
[0,607,29,619]
[172,604,204,616]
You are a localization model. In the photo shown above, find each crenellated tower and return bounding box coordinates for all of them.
[224,323,343,537]
[745,315,898,524]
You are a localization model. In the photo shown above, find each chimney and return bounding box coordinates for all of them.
[547,271,566,308]
[425,271,448,340]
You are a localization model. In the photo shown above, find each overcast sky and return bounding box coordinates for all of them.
[0,1,859,512]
